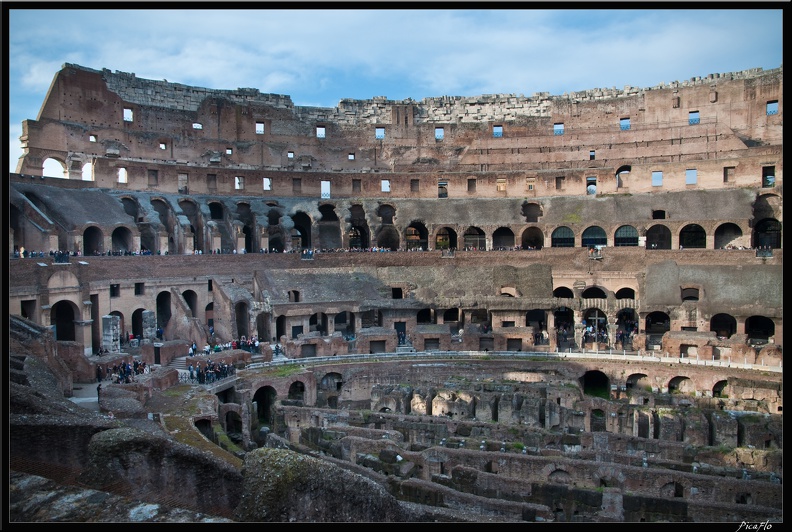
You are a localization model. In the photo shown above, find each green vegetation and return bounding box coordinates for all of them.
[266,364,305,378]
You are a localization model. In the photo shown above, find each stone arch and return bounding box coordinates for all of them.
[156,291,172,334]
[521,201,543,223]
[581,225,606,248]
[288,380,306,402]
[252,385,278,426]
[182,290,198,318]
[551,226,574,247]
[405,221,429,251]
[83,225,104,255]
[679,223,706,249]
[50,299,79,341]
[434,226,457,250]
[626,373,651,392]
[668,376,695,394]
[714,222,744,249]
[580,370,609,398]
[646,224,672,249]
[492,226,515,249]
[520,226,544,249]
[375,225,400,250]
[235,301,249,339]
[43,157,67,178]
[614,224,639,246]
[111,226,135,253]
[318,204,341,249]
[462,226,486,250]
[752,218,782,249]
[291,211,312,250]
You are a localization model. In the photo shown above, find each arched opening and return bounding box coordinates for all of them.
[83,226,104,256]
[111,226,134,253]
[711,314,736,339]
[376,226,400,251]
[520,227,544,250]
[406,222,428,251]
[668,376,695,394]
[235,301,249,339]
[252,385,278,427]
[156,291,172,335]
[553,286,574,298]
[291,212,312,251]
[551,226,574,248]
[679,223,706,249]
[43,157,67,178]
[288,381,306,402]
[614,225,639,246]
[435,226,457,250]
[745,315,775,345]
[182,290,198,318]
[646,225,672,249]
[318,205,341,249]
[582,226,606,249]
[752,218,782,249]
[581,370,610,399]
[50,300,78,341]
[714,222,744,249]
[463,226,486,250]
[348,205,370,249]
[615,288,635,299]
[492,227,515,250]
[582,308,608,344]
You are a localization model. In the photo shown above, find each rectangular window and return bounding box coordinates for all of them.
[263,177,272,191]
[435,127,444,140]
[553,123,564,135]
[110,284,120,298]
[438,181,448,198]
[392,287,403,299]
[256,122,265,134]
[147,169,158,186]
[123,108,133,122]
[226,148,233,155]
[178,172,188,193]
[117,167,128,184]
[208,279,213,292]
[555,176,565,190]
[688,111,700,125]
[375,127,385,139]
[685,168,697,185]
[589,150,595,160]
[526,177,536,191]
[134,282,145,296]
[586,176,597,195]
[89,135,97,142]
[652,170,663,187]
[321,180,330,199]
[620,117,631,131]
[235,176,244,190]
[287,151,294,159]
[723,166,735,183]
[348,153,355,160]
[496,178,507,192]
[193,122,203,130]
[381,180,391,192]
[159,142,167,150]
[207,174,217,191]
[316,126,326,138]
[467,179,476,192]
[493,125,503,138]
[766,100,778,115]
[293,178,302,193]
[762,166,775,188]
[410,179,420,192]
[352,179,361,192]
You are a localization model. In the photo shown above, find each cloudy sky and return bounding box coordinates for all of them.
[6,7,784,174]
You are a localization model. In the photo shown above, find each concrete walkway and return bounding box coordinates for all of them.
[68,383,101,412]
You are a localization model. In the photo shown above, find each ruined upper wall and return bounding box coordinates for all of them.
[78,63,782,125]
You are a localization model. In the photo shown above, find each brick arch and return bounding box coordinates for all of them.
[249,373,317,406]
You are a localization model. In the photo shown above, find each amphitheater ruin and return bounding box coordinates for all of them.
[8,63,783,522]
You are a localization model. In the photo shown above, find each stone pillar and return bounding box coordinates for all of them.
[142,309,156,345]
[102,314,121,353]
